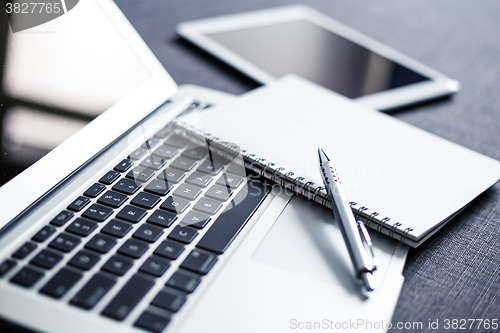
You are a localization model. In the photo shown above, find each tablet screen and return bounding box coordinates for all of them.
[208,20,429,98]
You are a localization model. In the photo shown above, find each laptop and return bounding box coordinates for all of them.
[0,1,408,332]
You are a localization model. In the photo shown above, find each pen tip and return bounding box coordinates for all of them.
[360,272,376,293]
[318,147,330,162]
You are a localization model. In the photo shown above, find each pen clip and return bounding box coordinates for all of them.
[357,220,377,267]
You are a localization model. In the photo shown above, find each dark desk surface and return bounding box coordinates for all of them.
[115,0,500,331]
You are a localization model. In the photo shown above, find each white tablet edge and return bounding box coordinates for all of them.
[177,4,460,111]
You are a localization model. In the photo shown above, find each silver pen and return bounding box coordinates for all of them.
[318,148,377,293]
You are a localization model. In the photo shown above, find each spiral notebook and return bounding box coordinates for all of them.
[174,75,500,247]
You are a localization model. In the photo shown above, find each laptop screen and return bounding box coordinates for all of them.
[0,6,153,187]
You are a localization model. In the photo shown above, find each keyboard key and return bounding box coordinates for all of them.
[157,167,185,184]
[68,250,100,271]
[101,274,154,321]
[134,311,170,333]
[99,170,120,185]
[142,138,160,149]
[39,268,82,299]
[181,211,210,229]
[129,147,147,160]
[116,205,147,223]
[180,250,217,275]
[164,135,187,148]
[112,178,141,195]
[12,242,37,259]
[10,267,44,288]
[0,259,17,277]
[216,174,244,189]
[154,127,170,139]
[28,223,52,243]
[167,271,200,293]
[182,146,208,160]
[186,172,213,188]
[133,224,163,243]
[205,185,232,202]
[101,255,133,276]
[85,234,117,254]
[154,240,184,260]
[114,159,133,173]
[139,256,170,277]
[160,197,190,214]
[118,239,149,259]
[101,219,132,238]
[152,145,178,159]
[126,167,154,183]
[173,184,202,201]
[140,155,167,171]
[83,183,106,198]
[225,162,247,176]
[82,204,113,222]
[49,233,81,253]
[131,192,161,209]
[151,290,185,312]
[97,190,128,208]
[167,226,198,244]
[197,181,269,254]
[147,210,177,228]
[145,179,172,196]
[66,218,98,237]
[71,273,116,309]
[169,156,196,172]
[67,196,90,212]
[50,210,74,227]
[197,160,224,175]
[30,249,63,269]
[193,197,222,215]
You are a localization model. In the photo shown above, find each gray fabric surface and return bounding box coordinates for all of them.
[115,1,500,331]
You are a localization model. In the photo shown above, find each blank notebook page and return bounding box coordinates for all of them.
[181,75,500,242]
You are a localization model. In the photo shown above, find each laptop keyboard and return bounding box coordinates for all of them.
[0,112,270,332]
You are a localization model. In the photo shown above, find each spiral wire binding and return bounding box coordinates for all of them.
[378,217,391,232]
[292,177,305,192]
[389,222,402,238]
[312,186,324,202]
[400,227,414,244]
[271,167,285,183]
[303,181,315,196]
[366,212,379,229]
[321,194,329,206]
[172,120,413,245]
[281,172,295,187]
[249,158,264,173]
[355,206,368,221]
[261,162,274,177]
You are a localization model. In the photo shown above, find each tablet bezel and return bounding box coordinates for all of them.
[0,0,177,230]
[177,5,460,111]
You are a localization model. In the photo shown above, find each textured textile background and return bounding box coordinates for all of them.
[3,1,496,332]
[113,1,500,331]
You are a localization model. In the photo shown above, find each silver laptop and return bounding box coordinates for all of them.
[0,1,407,332]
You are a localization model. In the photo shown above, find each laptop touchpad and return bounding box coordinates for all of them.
[252,195,397,290]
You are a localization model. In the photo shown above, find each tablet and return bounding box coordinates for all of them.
[177,5,460,111]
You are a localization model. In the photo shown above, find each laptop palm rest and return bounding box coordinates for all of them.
[174,194,404,333]
[252,195,397,291]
